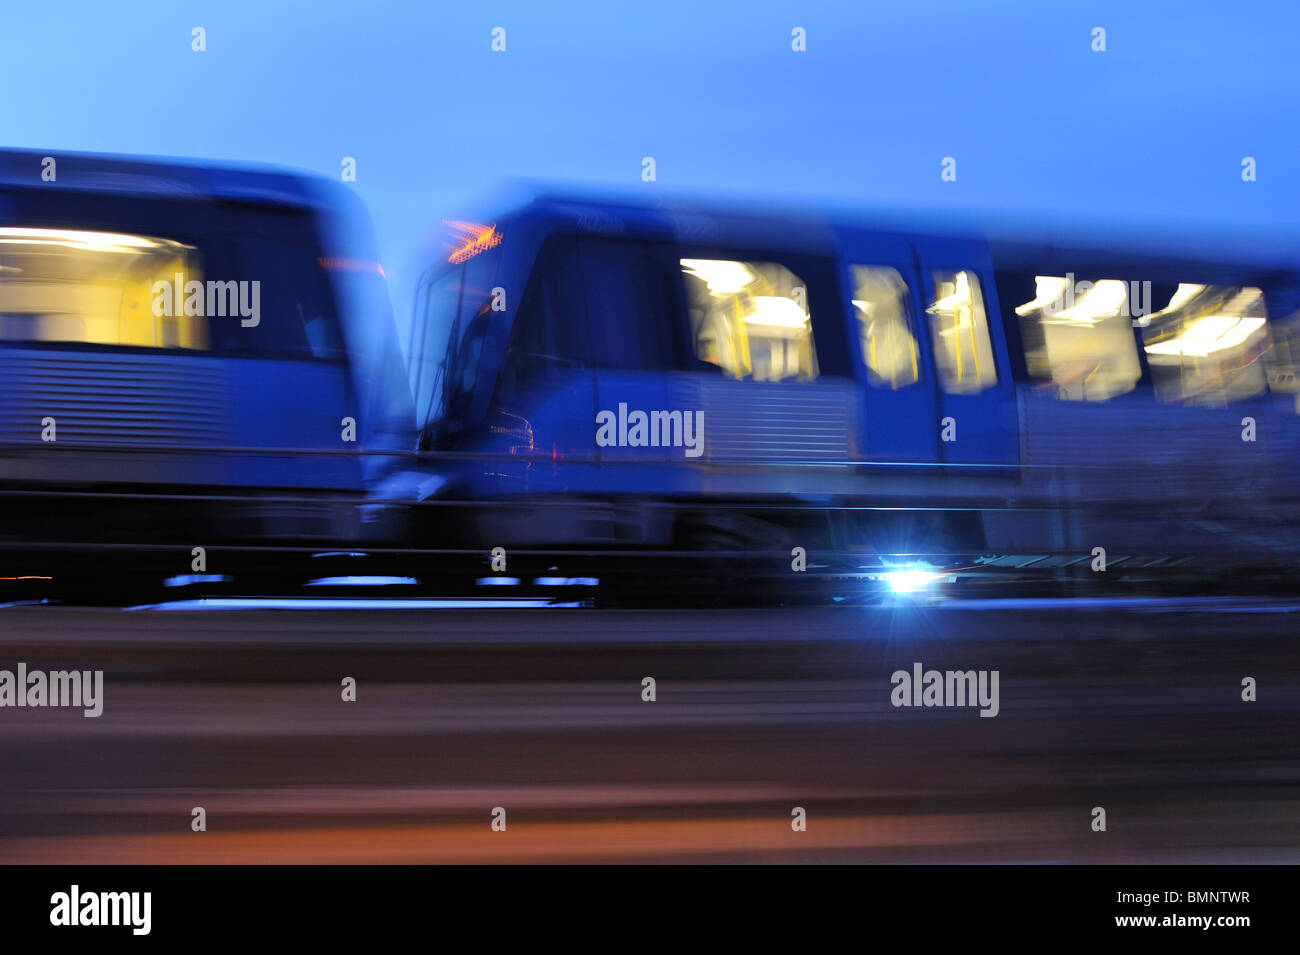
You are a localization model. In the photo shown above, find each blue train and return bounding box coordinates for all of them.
[0,148,413,560]
[401,188,1300,571]
[7,150,1299,586]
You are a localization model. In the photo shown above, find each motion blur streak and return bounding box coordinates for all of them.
[125,598,573,610]
[1,603,1296,864]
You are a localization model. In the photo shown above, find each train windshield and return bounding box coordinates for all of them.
[409,243,504,437]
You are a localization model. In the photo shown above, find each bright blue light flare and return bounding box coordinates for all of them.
[126,597,579,610]
[163,574,230,587]
[881,566,944,594]
[306,576,418,586]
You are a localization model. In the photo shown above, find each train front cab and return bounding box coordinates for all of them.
[410,203,1026,553]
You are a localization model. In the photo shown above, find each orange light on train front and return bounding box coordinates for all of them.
[444,220,502,264]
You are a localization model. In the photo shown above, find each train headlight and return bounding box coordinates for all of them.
[881,565,943,594]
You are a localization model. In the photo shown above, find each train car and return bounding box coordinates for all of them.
[399,188,1300,575]
[0,148,414,572]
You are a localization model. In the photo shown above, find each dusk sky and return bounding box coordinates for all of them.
[4,1,1298,334]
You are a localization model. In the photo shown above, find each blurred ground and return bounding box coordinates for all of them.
[0,598,1297,863]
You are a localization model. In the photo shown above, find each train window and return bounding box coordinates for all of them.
[578,239,674,371]
[412,242,507,431]
[1141,284,1270,406]
[0,227,208,350]
[926,270,998,394]
[459,245,501,328]
[409,265,463,427]
[231,233,345,361]
[438,246,502,417]
[0,195,345,362]
[680,257,819,382]
[850,265,918,389]
[1010,274,1141,400]
[446,310,490,421]
[502,238,589,381]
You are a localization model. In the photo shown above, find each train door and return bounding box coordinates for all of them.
[915,236,1020,467]
[835,229,940,466]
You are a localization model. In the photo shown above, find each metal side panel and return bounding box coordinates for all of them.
[0,348,232,486]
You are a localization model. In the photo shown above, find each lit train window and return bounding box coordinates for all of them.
[680,257,819,382]
[1012,275,1141,401]
[850,265,917,389]
[1141,284,1270,406]
[926,270,997,393]
[0,227,207,349]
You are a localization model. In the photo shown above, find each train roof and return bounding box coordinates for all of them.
[465,180,1300,275]
[0,147,351,212]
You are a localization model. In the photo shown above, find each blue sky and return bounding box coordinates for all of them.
[3,0,1298,333]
